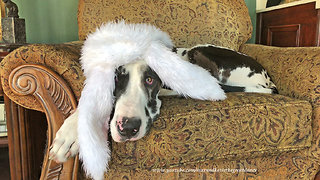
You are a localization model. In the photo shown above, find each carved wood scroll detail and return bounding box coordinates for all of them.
[9,64,79,180]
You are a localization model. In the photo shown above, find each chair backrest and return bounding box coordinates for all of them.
[78,0,252,51]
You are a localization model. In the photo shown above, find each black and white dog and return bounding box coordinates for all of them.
[49,22,277,180]
[49,45,278,159]
[175,45,278,94]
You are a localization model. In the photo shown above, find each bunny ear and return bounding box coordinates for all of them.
[144,42,226,101]
[77,69,114,180]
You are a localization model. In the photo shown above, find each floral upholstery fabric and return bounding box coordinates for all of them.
[108,93,313,169]
[239,44,320,108]
[78,0,252,51]
[239,43,320,167]
[105,152,318,179]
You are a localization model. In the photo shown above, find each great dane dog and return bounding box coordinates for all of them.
[49,44,278,163]
[48,19,278,180]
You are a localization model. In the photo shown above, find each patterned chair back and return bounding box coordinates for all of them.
[78,0,252,51]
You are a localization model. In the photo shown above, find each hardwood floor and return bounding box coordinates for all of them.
[0,147,10,180]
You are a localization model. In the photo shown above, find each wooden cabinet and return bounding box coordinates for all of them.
[256,1,320,47]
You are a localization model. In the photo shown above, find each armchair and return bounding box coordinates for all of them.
[1,0,319,179]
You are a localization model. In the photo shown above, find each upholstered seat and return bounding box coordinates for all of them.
[111,93,313,170]
[1,0,320,179]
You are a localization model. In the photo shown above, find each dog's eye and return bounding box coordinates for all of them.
[145,77,153,85]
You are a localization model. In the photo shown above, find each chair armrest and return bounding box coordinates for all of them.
[240,44,320,163]
[239,44,320,108]
[0,42,83,179]
[0,43,84,111]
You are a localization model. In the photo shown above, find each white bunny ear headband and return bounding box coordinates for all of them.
[77,21,226,179]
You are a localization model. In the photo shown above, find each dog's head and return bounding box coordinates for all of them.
[110,60,162,142]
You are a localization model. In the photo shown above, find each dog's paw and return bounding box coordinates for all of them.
[49,131,79,163]
[49,111,79,163]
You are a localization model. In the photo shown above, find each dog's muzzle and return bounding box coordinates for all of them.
[117,116,141,139]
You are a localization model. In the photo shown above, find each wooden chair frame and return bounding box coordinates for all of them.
[7,64,78,179]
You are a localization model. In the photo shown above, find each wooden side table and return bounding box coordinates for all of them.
[0,44,22,147]
[0,82,8,147]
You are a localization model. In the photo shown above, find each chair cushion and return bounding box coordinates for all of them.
[110,93,313,170]
[105,151,319,179]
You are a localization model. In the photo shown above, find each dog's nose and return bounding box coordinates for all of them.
[117,117,141,138]
[271,87,279,94]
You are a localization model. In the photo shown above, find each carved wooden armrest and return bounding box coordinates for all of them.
[9,64,79,180]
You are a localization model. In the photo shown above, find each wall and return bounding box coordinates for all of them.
[245,0,256,44]
[14,0,256,44]
[14,0,78,44]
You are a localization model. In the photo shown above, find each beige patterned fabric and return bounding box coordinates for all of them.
[239,43,320,168]
[239,44,320,108]
[78,0,252,51]
[109,93,313,170]
[105,152,318,179]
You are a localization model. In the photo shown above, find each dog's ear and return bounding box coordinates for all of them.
[145,42,226,101]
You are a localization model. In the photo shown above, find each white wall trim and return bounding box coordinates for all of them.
[256,0,320,13]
